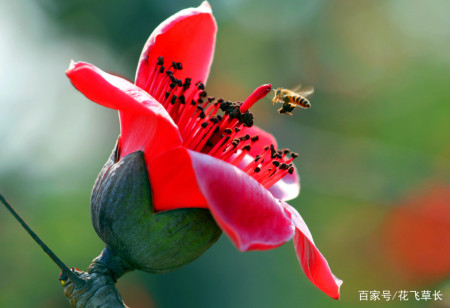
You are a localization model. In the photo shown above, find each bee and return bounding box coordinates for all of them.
[272,85,314,115]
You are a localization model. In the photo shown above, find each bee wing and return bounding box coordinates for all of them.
[291,84,302,92]
[298,86,314,98]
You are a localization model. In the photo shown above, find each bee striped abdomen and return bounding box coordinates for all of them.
[299,96,311,108]
[289,95,308,107]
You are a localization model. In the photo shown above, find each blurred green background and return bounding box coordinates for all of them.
[1,0,449,307]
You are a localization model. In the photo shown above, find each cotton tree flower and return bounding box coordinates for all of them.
[67,1,342,300]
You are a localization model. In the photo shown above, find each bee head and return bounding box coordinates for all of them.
[274,89,281,96]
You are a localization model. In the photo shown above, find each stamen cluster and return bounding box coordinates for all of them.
[142,56,298,189]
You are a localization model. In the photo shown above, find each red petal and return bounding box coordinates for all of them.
[147,147,208,212]
[283,204,342,299]
[136,1,217,88]
[189,150,294,251]
[66,61,183,162]
[241,125,300,201]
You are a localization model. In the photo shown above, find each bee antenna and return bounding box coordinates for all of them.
[0,194,85,288]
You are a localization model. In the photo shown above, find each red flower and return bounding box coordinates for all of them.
[381,184,450,285]
[66,1,342,299]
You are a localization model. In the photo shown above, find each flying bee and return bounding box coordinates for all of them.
[272,85,314,115]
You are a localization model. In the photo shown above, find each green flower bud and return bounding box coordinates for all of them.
[90,142,222,276]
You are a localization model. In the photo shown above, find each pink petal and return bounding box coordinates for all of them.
[147,147,208,212]
[241,125,300,201]
[283,204,343,299]
[241,125,278,157]
[268,167,300,201]
[66,61,183,162]
[135,1,217,88]
[189,150,294,251]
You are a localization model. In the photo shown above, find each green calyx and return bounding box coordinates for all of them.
[91,142,222,276]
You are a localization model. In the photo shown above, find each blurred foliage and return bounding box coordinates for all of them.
[1,0,449,307]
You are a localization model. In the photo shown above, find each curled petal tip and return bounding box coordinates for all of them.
[66,61,89,76]
[284,204,342,300]
[66,60,77,73]
[200,1,212,11]
[333,277,343,300]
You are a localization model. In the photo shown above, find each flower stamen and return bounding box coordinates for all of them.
[144,56,299,188]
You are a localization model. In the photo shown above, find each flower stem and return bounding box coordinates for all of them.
[0,194,85,288]
[0,194,130,307]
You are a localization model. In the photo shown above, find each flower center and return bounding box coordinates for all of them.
[142,56,297,189]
